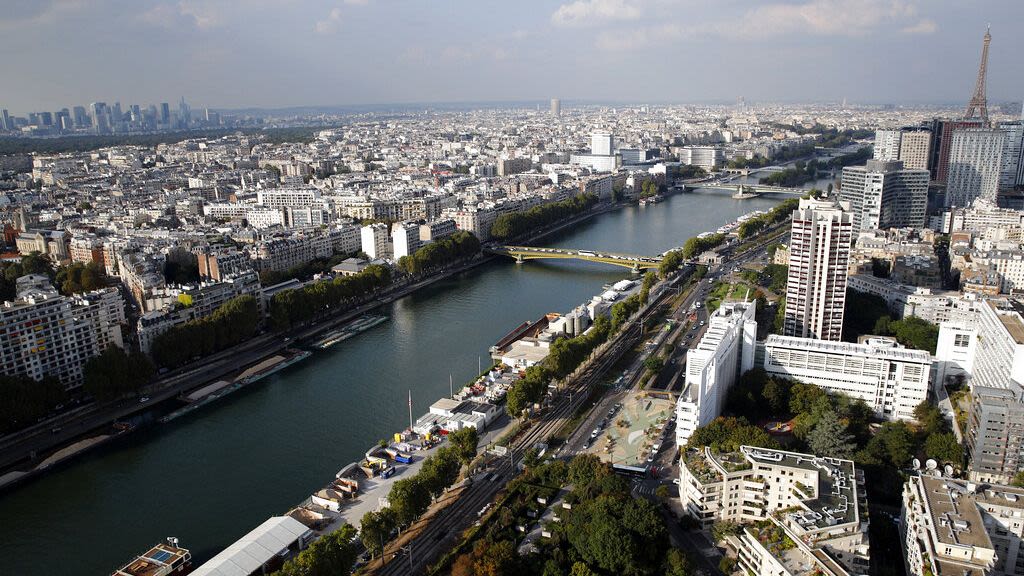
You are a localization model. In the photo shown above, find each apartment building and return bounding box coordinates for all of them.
[0,279,125,389]
[676,301,757,446]
[251,231,333,272]
[360,223,391,260]
[783,198,853,341]
[902,475,1024,576]
[839,160,929,231]
[419,218,457,243]
[762,334,931,421]
[391,221,420,260]
[679,445,870,576]
[136,270,262,353]
[947,128,1006,207]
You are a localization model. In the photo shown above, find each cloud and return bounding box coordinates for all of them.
[594,0,935,51]
[901,19,937,35]
[314,7,343,34]
[551,0,642,28]
[344,0,369,4]
[732,0,922,38]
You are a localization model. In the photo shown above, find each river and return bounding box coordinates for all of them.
[0,190,786,575]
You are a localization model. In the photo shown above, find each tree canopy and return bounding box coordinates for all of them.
[151,294,261,367]
[490,194,598,242]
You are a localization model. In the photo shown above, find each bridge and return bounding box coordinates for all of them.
[682,182,807,197]
[487,245,662,272]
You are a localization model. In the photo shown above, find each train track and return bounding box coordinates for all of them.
[370,311,647,576]
[371,226,792,575]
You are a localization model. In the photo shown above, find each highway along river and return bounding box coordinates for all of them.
[0,190,781,575]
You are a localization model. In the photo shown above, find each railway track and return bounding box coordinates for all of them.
[370,312,646,576]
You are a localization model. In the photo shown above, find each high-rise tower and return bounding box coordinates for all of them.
[964,27,991,125]
[783,198,853,341]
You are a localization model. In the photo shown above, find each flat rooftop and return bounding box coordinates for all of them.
[993,300,1024,345]
[919,475,992,551]
[741,446,860,530]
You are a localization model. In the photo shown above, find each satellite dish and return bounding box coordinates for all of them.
[926,459,938,470]
[931,469,942,477]
[944,464,955,476]
[912,458,921,470]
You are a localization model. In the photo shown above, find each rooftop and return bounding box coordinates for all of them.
[988,300,1024,345]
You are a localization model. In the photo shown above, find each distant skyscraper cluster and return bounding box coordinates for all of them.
[0,96,230,136]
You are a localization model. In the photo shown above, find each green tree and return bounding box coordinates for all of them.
[858,421,915,468]
[1012,471,1024,488]
[451,539,520,576]
[447,426,479,465]
[925,432,964,466]
[568,562,597,576]
[359,508,396,557]
[83,346,155,400]
[806,411,856,459]
[278,523,358,576]
[0,375,67,433]
[388,476,430,526]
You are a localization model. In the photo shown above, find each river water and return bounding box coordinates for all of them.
[0,190,784,575]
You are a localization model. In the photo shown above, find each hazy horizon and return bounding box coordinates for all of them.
[3,0,1022,114]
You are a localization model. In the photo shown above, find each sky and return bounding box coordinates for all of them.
[1,0,1022,114]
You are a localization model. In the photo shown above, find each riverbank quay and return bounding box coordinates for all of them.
[0,202,624,492]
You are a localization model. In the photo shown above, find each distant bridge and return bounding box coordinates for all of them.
[683,183,807,197]
[487,245,662,271]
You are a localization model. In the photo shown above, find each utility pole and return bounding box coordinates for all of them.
[408,390,413,431]
[449,373,453,398]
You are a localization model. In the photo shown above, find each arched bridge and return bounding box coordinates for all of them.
[487,245,662,271]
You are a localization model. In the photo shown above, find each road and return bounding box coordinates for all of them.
[367,271,676,576]
[365,224,790,575]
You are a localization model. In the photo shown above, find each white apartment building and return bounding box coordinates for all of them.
[677,146,725,171]
[947,128,1006,207]
[679,445,870,576]
[676,301,756,446]
[874,129,903,162]
[255,188,322,210]
[944,198,1024,236]
[847,274,979,325]
[840,160,930,231]
[136,271,262,353]
[762,334,931,421]
[360,223,391,260]
[968,300,1024,391]
[590,132,614,156]
[251,231,333,272]
[872,128,932,172]
[0,280,126,389]
[902,475,1024,576]
[391,221,420,260]
[783,198,853,341]
[444,206,498,241]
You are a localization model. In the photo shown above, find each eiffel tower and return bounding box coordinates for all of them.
[964,26,991,125]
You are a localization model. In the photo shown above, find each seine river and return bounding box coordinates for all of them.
[0,190,784,575]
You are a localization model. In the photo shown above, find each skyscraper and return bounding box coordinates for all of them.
[997,121,1023,190]
[932,119,984,184]
[946,128,1006,207]
[783,198,853,341]
[873,129,902,162]
[898,128,932,171]
[0,109,10,131]
[840,160,930,231]
[159,102,171,126]
[550,98,561,117]
[72,106,89,128]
